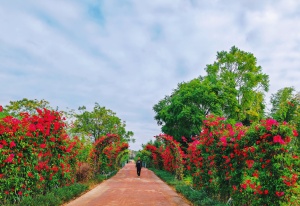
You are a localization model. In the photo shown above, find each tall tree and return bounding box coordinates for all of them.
[205,46,269,124]
[71,103,133,142]
[153,46,269,144]
[153,76,223,142]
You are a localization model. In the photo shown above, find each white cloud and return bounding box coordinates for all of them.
[1,0,300,150]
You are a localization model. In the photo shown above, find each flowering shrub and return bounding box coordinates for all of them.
[90,134,128,173]
[145,144,163,169]
[103,142,128,171]
[0,108,81,204]
[186,115,300,205]
[186,115,247,201]
[156,134,185,180]
[235,119,300,205]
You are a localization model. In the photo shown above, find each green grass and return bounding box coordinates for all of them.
[149,168,226,206]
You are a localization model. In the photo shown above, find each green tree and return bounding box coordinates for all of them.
[71,103,133,142]
[270,87,300,149]
[205,46,269,124]
[153,76,223,143]
[270,87,299,122]
[5,98,52,116]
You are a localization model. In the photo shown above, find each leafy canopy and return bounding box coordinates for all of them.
[71,102,133,142]
[153,46,270,144]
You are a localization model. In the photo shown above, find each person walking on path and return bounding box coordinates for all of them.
[136,157,142,176]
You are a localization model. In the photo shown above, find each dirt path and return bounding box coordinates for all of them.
[66,162,191,206]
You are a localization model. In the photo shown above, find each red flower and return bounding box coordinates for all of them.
[27,172,34,178]
[4,154,14,163]
[264,190,268,195]
[29,124,36,132]
[10,141,16,148]
[273,135,285,145]
[40,143,46,149]
[0,105,3,112]
[275,191,284,197]
[293,130,298,137]
[18,191,22,195]
[246,160,255,168]
[5,191,9,195]
[0,173,4,178]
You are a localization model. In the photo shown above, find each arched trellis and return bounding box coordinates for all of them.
[103,142,128,170]
[156,134,184,180]
[116,149,129,167]
[90,133,121,173]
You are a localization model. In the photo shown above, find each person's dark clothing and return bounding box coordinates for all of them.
[136,160,142,176]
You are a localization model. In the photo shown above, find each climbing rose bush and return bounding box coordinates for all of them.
[0,108,82,204]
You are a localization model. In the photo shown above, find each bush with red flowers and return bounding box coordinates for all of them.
[89,134,128,174]
[156,134,185,180]
[0,108,82,204]
[185,115,300,205]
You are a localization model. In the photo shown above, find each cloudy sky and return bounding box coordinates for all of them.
[1,0,300,150]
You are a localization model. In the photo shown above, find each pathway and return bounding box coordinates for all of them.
[66,162,191,206]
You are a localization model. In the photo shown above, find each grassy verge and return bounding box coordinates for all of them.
[149,168,226,206]
[3,171,117,206]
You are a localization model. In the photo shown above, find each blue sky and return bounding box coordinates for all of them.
[1,0,300,150]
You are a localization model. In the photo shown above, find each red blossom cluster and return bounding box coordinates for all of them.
[185,115,299,205]
[90,134,128,173]
[0,108,82,204]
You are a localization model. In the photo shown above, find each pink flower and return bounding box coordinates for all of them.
[220,136,227,146]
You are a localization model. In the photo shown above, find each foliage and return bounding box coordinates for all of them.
[205,46,269,124]
[89,133,129,173]
[135,149,152,167]
[153,46,269,145]
[4,98,52,117]
[153,77,223,143]
[70,103,134,142]
[3,183,88,206]
[150,168,226,206]
[186,115,300,206]
[144,143,163,169]
[0,108,82,205]
[156,134,185,180]
[270,87,300,149]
